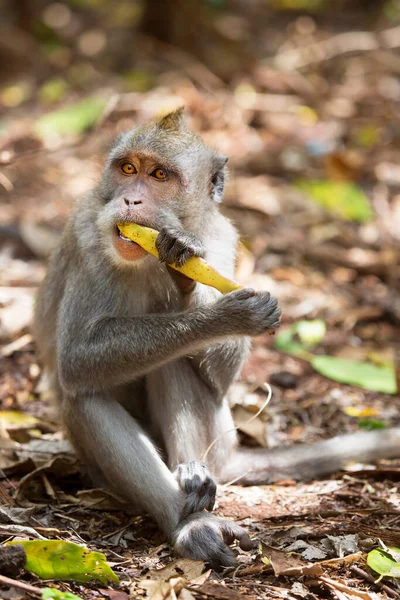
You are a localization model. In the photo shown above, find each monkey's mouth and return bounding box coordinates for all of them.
[117,227,136,244]
[113,226,147,261]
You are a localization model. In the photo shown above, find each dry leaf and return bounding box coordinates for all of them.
[232,406,267,447]
[179,590,196,600]
[139,576,186,600]
[149,558,206,582]
[261,543,323,577]
[77,488,136,512]
[99,590,129,600]
[193,583,251,600]
[320,575,376,599]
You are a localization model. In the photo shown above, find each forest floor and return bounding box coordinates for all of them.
[1,3,400,599]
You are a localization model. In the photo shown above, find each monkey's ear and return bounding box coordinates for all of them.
[211,155,228,204]
[157,107,186,131]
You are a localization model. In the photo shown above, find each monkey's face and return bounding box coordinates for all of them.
[97,151,187,265]
[96,110,227,268]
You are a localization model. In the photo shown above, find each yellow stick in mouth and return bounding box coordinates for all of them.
[117,222,242,294]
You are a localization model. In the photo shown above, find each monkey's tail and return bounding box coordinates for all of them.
[221,427,400,485]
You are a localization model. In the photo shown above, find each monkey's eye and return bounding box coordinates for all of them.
[152,168,168,180]
[121,163,136,175]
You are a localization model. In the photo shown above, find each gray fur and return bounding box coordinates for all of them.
[34,110,278,564]
[34,110,400,568]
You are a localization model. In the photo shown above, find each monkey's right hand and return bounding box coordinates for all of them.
[156,227,206,294]
[214,288,281,336]
[156,227,205,268]
[173,512,255,568]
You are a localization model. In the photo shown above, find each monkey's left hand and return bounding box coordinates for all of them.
[175,460,217,519]
[156,227,205,294]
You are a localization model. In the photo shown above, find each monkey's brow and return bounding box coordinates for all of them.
[109,152,183,180]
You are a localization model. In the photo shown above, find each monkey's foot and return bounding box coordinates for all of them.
[175,460,217,518]
[173,512,255,569]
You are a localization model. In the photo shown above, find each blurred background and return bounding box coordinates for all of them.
[1,0,400,445]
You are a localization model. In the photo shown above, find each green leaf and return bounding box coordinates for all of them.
[271,0,326,10]
[42,588,83,600]
[275,320,326,358]
[35,98,107,137]
[358,418,387,430]
[0,410,39,429]
[38,78,69,105]
[121,70,155,92]
[296,179,373,222]
[6,540,118,584]
[367,548,400,581]
[311,356,397,394]
[296,320,326,346]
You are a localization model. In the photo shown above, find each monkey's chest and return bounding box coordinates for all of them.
[121,275,183,317]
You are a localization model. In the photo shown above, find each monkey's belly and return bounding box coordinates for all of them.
[113,228,148,261]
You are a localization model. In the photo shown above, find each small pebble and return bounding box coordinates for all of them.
[270,371,299,389]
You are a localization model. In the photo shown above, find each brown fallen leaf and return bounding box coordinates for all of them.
[77,488,137,512]
[16,456,78,499]
[232,406,267,447]
[179,590,196,600]
[99,589,129,600]
[148,558,206,582]
[261,543,323,577]
[319,552,364,569]
[139,576,186,600]
[193,582,252,600]
[320,575,376,599]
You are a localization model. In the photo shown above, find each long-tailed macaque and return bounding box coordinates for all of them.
[34,109,400,568]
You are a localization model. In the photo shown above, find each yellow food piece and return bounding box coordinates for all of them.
[117,222,242,294]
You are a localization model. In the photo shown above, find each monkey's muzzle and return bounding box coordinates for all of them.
[113,225,148,262]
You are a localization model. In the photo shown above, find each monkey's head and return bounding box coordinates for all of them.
[96,108,227,265]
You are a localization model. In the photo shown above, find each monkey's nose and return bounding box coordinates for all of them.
[124,198,143,206]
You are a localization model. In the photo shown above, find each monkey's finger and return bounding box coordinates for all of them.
[174,247,194,268]
[181,486,215,518]
[201,476,217,511]
[221,521,255,551]
[155,231,176,262]
[194,483,216,513]
[238,533,255,551]
[181,492,201,519]
[206,487,216,511]
[207,534,237,569]
[229,288,257,300]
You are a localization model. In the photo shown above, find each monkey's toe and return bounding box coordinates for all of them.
[175,460,217,518]
[173,513,253,569]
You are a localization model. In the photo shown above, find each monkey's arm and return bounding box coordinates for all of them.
[183,284,252,397]
[57,277,279,394]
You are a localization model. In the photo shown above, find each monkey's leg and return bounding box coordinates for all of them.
[147,358,236,515]
[147,358,236,470]
[62,392,185,537]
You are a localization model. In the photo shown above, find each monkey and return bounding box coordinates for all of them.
[34,108,400,568]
